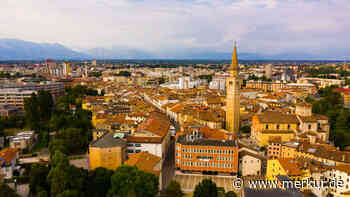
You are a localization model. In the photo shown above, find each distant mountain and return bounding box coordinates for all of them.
[84,47,154,59]
[84,47,266,60]
[0,39,90,60]
[0,38,347,60]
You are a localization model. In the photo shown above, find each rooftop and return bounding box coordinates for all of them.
[124,152,161,175]
[90,132,126,148]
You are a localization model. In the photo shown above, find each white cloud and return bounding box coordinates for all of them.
[0,0,349,56]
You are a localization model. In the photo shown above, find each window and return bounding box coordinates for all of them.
[287,124,290,129]
[277,124,280,130]
[308,124,311,130]
[266,124,269,129]
[135,144,141,147]
[135,150,141,153]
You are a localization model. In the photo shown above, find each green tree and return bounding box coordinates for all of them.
[29,164,50,195]
[47,151,89,197]
[47,151,70,196]
[24,93,40,129]
[240,126,251,134]
[56,190,80,197]
[193,179,218,197]
[37,90,54,121]
[49,139,68,155]
[116,71,131,77]
[36,191,48,197]
[199,75,213,83]
[87,167,114,197]
[109,165,159,197]
[0,184,20,197]
[164,180,184,197]
[225,191,237,197]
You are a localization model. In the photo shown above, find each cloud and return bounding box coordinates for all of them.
[0,0,349,57]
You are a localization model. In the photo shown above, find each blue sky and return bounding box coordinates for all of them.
[1,0,349,57]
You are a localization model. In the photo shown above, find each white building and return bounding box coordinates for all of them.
[209,77,226,91]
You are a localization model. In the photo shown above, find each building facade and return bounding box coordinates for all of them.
[89,132,127,171]
[175,131,238,174]
[226,42,240,134]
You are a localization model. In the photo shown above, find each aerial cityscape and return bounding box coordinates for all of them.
[1,0,350,197]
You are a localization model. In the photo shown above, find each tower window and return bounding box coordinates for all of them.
[265,124,269,129]
[287,124,290,130]
[308,124,312,130]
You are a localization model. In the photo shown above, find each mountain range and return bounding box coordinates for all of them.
[0,38,347,60]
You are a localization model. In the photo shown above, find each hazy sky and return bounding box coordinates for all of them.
[1,0,349,55]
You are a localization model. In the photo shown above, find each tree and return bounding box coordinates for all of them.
[56,190,80,197]
[164,180,184,197]
[115,71,131,77]
[225,191,237,197]
[199,75,213,83]
[193,179,218,197]
[134,170,158,197]
[87,167,114,197]
[47,151,70,196]
[56,128,90,154]
[24,93,40,129]
[49,139,68,155]
[240,126,251,134]
[109,165,159,197]
[37,90,54,121]
[0,184,20,197]
[36,191,48,197]
[29,164,50,195]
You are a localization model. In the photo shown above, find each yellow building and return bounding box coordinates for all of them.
[251,111,298,146]
[225,42,240,134]
[266,158,308,181]
[334,88,350,109]
[280,142,298,159]
[89,132,127,171]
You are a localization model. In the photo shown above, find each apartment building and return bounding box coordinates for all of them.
[0,81,65,101]
[9,131,36,150]
[175,131,238,175]
[0,89,37,109]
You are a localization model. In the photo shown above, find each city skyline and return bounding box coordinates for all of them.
[1,0,350,58]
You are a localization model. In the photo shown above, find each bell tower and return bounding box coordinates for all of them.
[225,42,240,133]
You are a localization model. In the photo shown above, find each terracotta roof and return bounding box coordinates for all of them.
[331,165,350,174]
[278,158,304,176]
[296,102,312,107]
[0,148,18,166]
[298,115,318,123]
[334,88,350,95]
[268,136,282,144]
[126,136,163,143]
[256,111,299,124]
[261,130,294,134]
[137,111,170,137]
[124,152,161,175]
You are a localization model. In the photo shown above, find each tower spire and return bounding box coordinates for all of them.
[230,41,239,76]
